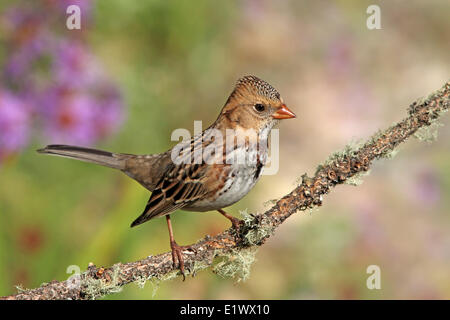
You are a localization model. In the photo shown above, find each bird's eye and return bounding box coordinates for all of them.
[254,103,265,112]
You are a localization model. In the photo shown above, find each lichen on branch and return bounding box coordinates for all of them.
[1,80,449,300]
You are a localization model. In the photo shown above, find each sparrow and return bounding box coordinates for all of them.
[37,75,296,278]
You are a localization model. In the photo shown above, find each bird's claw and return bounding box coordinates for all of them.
[170,241,197,281]
[230,217,243,230]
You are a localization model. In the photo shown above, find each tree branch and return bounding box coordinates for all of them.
[2,81,449,300]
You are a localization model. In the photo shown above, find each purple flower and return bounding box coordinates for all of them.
[2,7,50,81]
[52,0,92,21]
[52,40,102,89]
[39,84,123,145]
[2,5,43,33]
[92,84,125,139]
[0,1,125,158]
[0,89,30,162]
[39,86,94,145]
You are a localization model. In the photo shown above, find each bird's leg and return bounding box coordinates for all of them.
[166,215,192,280]
[217,209,242,229]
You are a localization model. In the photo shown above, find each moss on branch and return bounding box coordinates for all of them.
[2,80,449,300]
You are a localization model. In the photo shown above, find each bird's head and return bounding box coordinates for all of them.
[218,75,296,131]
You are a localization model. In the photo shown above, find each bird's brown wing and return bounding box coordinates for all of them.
[130,128,229,227]
[122,151,174,192]
[130,161,208,227]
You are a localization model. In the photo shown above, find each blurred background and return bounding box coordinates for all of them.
[0,0,449,299]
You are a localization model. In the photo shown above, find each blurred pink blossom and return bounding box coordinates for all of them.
[0,0,125,163]
[0,90,30,161]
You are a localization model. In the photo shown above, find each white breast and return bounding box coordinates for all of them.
[185,144,267,212]
[184,125,271,212]
[185,164,262,212]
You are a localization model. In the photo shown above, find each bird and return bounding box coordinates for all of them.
[37,75,296,278]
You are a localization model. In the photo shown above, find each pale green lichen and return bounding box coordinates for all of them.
[212,247,258,283]
[149,277,162,297]
[239,209,274,246]
[317,139,364,174]
[263,198,278,208]
[345,169,372,186]
[209,210,267,282]
[15,284,26,293]
[411,91,448,143]
[308,206,321,215]
[133,258,212,297]
[133,273,157,294]
[134,274,151,290]
[414,118,444,143]
[139,276,163,298]
[133,270,178,297]
[188,258,212,276]
[82,264,122,300]
[381,148,399,160]
[158,269,179,282]
[239,208,254,225]
[409,84,449,116]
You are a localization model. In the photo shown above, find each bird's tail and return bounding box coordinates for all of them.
[37,144,127,170]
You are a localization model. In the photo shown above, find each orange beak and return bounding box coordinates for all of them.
[272,104,296,119]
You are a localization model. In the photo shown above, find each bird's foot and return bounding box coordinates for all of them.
[218,209,243,230]
[169,241,195,281]
[229,216,243,230]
